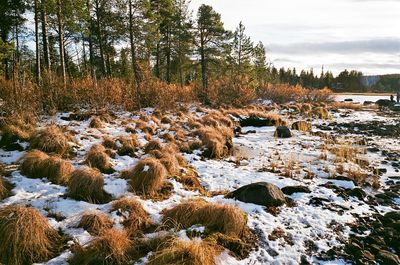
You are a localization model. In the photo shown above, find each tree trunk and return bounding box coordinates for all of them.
[94,0,106,76]
[128,0,142,85]
[41,0,51,71]
[86,0,95,79]
[34,0,41,83]
[155,42,160,78]
[166,28,171,84]
[57,0,66,87]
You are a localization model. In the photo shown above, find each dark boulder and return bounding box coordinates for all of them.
[239,115,281,127]
[281,186,311,195]
[344,98,353,102]
[226,182,286,207]
[274,126,292,138]
[347,188,367,200]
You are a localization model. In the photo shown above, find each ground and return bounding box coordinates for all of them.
[0,96,399,265]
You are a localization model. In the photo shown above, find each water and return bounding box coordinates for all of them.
[335,94,392,103]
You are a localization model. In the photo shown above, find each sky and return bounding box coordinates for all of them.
[190,0,400,76]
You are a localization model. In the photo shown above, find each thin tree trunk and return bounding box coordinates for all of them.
[41,0,51,71]
[166,28,171,84]
[86,0,95,79]
[94,0,106,76]
[128,0,141,85]
[155,42,160,78]
[57,0,66,87]
[34,0,41,84]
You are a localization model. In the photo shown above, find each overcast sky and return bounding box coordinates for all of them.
[190,0,400,75]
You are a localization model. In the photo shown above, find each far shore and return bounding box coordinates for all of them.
[334,92,393,96]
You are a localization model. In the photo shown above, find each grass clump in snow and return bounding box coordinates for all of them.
[30,125,72,155]
[20,150,74,184]
[312,107,329,119]
[89,116,103,129]
[116,135,141,156]
[68,167,111,203]
[162,199,247,237]
[85,144,114,174]
[111,197,153,234]
[147,239,221,265]
[125,157,167,197]
[0,205,61,265]
[69,228,132,265]
[144,139,162,154]
[78,211,114,236]
[194,126,233,159]
[0,175,13,200]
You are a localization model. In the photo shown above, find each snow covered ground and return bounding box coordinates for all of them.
[0,104,399,265]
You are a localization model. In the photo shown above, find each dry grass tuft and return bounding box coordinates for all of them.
[78,211,114,235]
[163,200,247,237]
[111,197,153,233]
[20,150,74,184]
[195,126,233,159]
[0,175,13,200]
[0,113,36,150]
[69,228,132,265]
[85,144,114,173]
[331,102,363,110]
[127,157,167,196]
[300,103,312,114]
[147,239,220,265]
[0,205,61,265]
[312,107,329,119]
[117,135,141,156]
[30,125,71,155]
[89,117,103,128]
[102,136,117,149]
[68,167,111,203]
[291,121,312,132]
[144,139,163,154]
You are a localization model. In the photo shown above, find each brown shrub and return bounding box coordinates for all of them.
[163,200,247,237]
[30,125,71,155]
[128,157,167,196]
[85,144,114,173]
[78,211,114,235]
[0,205,61,265]
[68,167,111,203]
[69,229,132,265]
[147,239,220,265]
[111,197,153,233]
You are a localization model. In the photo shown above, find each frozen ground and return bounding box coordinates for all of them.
[0,104,399,265]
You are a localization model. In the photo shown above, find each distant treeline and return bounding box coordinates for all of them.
[268,67,400,93]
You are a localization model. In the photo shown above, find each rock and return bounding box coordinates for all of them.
[226,182,286,207]
[344,98,353,102]
[348,188,366,200]
[281,186,311,195]
[377,250,400,265]
[376,99,394,109]
[291,121,312,132]
[239,115,279,127]
[274,126,292,138]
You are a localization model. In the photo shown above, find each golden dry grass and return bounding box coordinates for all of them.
[312,107,329,119]
[195,126,233,159]
[30,125,71,155]
[0,175,13,200]
[89,117,103,128]
[0,113,36,148]
[331,102,363,110]
[144,139,163,154]
[20,150,74,184]
[291,121,312,132]
[111,197,153,233]
[0,205,61,265]
[78,211,114,235]
[102,136,117,149]
[127,157,167,196]
[147,239,220,265]
[69,229,132,265]
[117,135,141,156]
[163,200,247,237]
[68,167,111,203]
[85,144,114,173]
